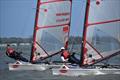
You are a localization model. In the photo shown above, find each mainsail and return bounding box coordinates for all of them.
[30,0,72,62]
[81,0,120,65]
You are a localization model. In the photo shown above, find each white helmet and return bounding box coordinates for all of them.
[61,47,65,50]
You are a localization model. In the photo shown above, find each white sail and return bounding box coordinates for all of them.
[31,0,72,62]
[82,0,120,65]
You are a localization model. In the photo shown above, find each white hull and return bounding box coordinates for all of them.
[9,62,61,71]
[52,68,120,76]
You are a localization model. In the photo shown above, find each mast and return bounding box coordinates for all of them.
[30,0,40,62]
[66,0,72,49]
[80,0,90,66]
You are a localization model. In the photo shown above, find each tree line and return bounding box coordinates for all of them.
[0,37,32,44]
[0,36,82,44]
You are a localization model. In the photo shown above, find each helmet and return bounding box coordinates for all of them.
[61,47,65,50]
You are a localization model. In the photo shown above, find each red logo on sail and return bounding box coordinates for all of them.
[63,25,69,33]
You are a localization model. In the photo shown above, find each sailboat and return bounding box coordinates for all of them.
[9,0,72,70]
[52,0,120,76]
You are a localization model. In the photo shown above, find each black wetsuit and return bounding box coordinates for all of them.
[68,53,80,64]
[6,51,29,62]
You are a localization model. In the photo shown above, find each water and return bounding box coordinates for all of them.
[0,46,120,80]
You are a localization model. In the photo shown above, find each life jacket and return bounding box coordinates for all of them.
[62,50,70,59]
[6,47,14,55]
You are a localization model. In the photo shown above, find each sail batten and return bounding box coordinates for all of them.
[88,19,120,26]
[40,0,68,4]
[36,23,69,29]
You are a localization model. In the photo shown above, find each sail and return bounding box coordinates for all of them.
[31,0,72,62]
[82,0,120,65]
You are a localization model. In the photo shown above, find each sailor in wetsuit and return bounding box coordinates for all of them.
[60,47,80,64]
[60,47,70,62]
[6,44,28,62]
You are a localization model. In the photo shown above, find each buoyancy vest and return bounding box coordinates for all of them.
[6,48,14,55]
[62,50,70,59]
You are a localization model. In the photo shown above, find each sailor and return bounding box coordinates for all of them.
[60,47,70,62]
[6,44,29,62]
[60,47,80,64]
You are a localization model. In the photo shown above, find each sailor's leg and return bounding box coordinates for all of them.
[15,54,29,62]
[68,57,76,64]
[68,56,80,64]
[73,57,80,64]
[19,56,29,62]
